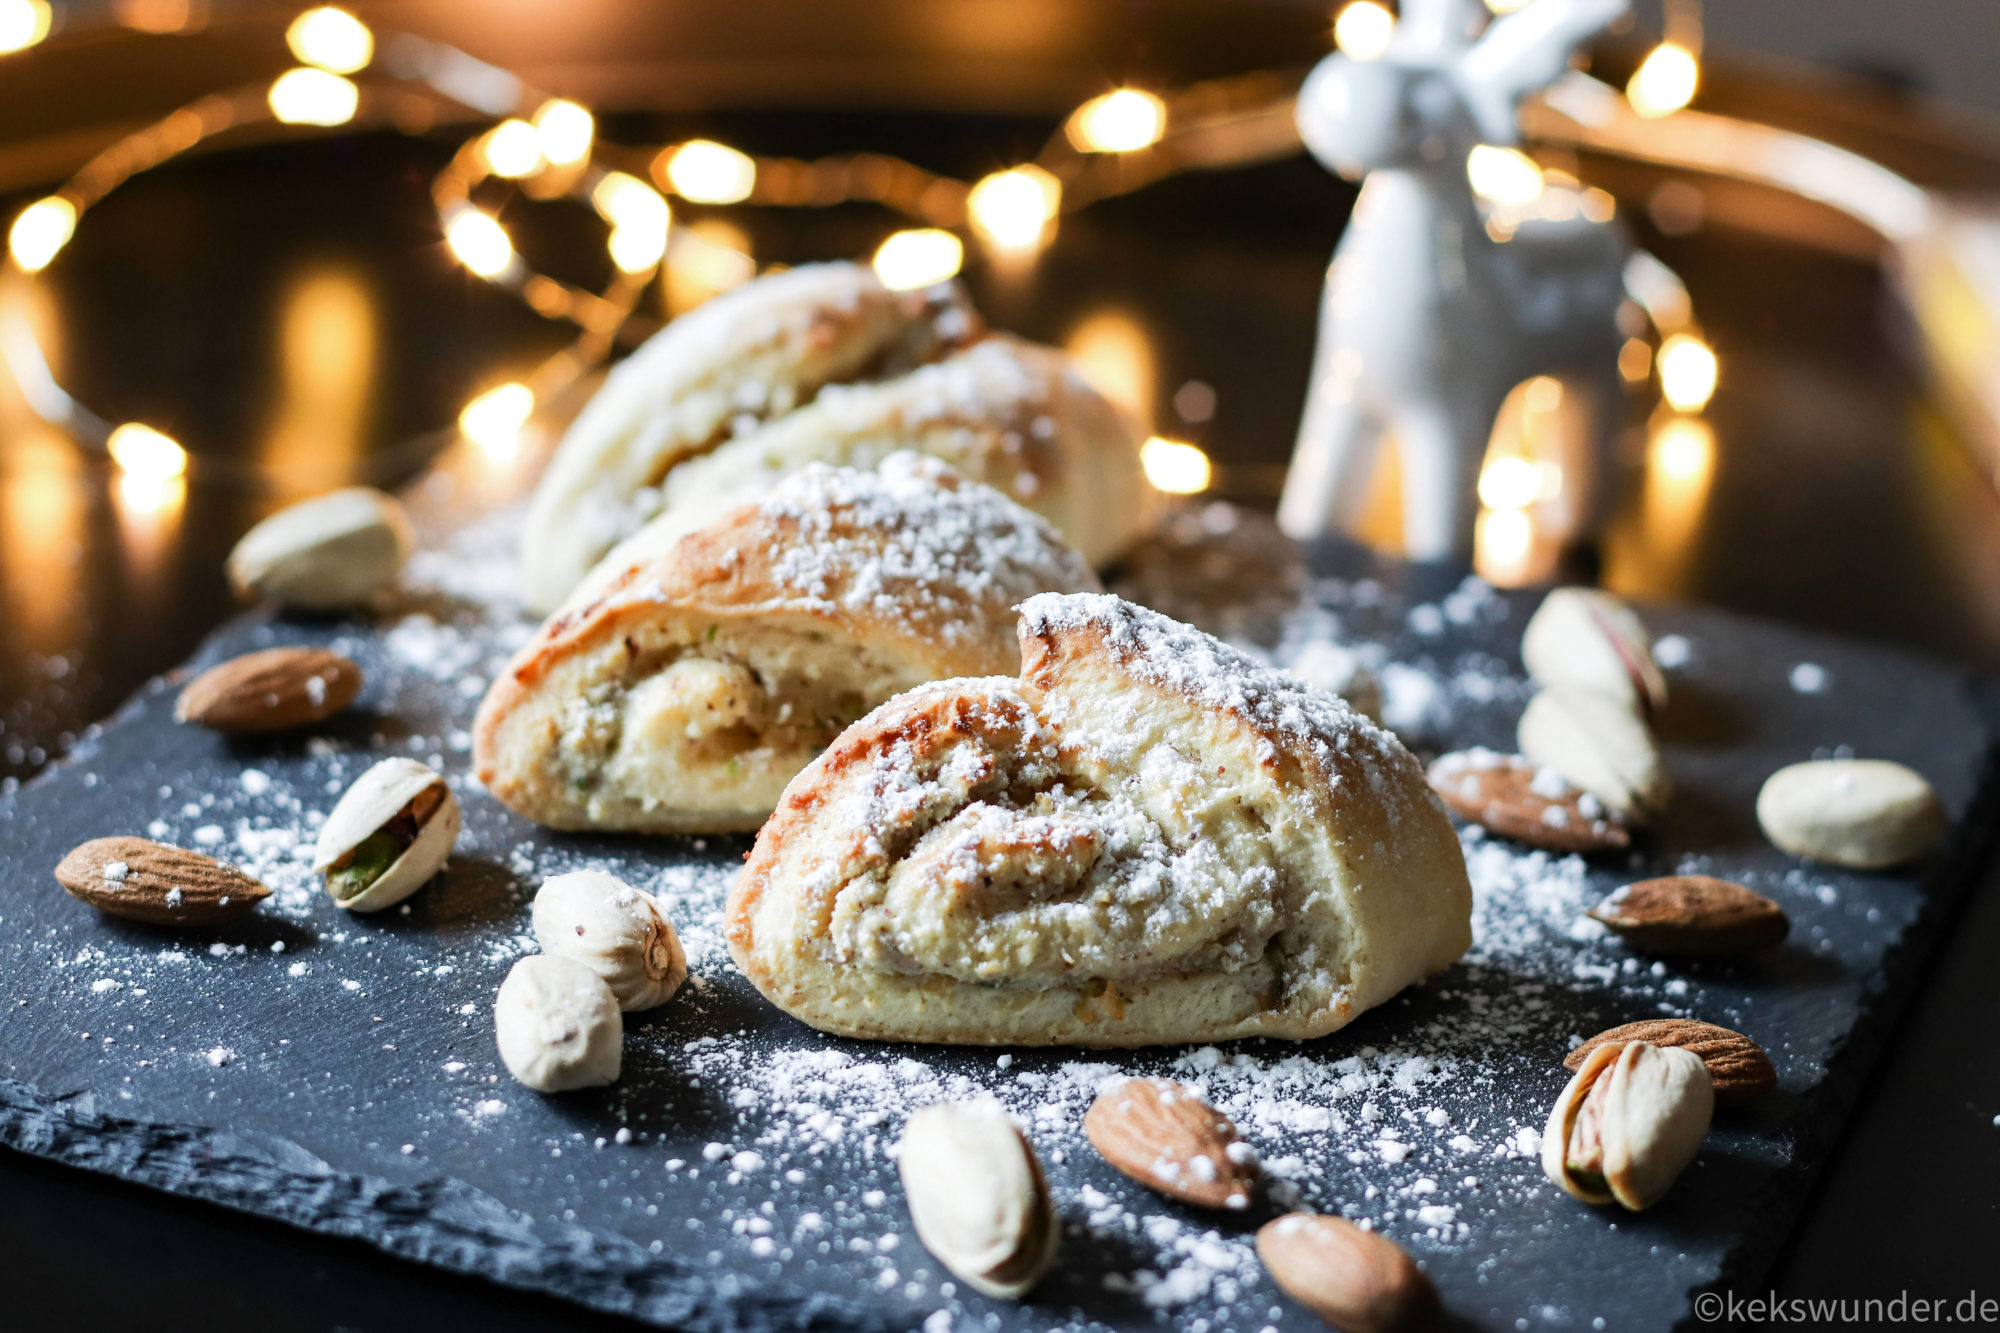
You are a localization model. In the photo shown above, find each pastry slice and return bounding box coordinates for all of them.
[522,262,979,611]
[477,458,1098,833]
[727,593,1473,1047]
[604,337,1155,577]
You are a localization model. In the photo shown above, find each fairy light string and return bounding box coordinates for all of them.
[2,2,1713,497]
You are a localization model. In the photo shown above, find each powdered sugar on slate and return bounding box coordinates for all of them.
[10,495,1862,1333]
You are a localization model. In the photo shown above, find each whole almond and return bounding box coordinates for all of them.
[1565,1019,1776,1106]
[1256,1213,1440,1333]
[55,836,271,925]
[1085,1078,1258,1210]
[175,646,362,733]
[1427,750,1629,854]
[1587,876,1787,956]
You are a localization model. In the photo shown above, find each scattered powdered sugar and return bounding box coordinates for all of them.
[743,455,1096,644]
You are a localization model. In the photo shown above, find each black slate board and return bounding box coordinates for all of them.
[0,534,1993,1333]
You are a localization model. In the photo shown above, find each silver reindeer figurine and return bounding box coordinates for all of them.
[1278,0,1631,559]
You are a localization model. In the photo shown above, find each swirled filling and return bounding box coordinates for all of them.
[824,690,1293,989]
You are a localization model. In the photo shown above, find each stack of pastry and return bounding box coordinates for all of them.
[480,262,1473,1048]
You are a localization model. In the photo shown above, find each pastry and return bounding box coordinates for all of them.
[475,457,1099,834]
[727,592,1472,1046]
[581,336,1154,598]
[522,262,980,611]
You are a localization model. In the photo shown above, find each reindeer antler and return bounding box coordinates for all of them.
[1455,0,1630,145]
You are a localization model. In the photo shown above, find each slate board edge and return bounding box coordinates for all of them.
[0,1076,905,1333]
[1700,674,2000,1314]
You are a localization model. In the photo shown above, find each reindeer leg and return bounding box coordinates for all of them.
[1278,402,1384,541]
[1394,399,1490,562]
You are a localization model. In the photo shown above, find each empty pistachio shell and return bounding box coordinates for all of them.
[494,954,622,1092]
[1519,688,1669,823]
[312,757,459,912]
[899,1098,1058,1300]
[1543,1040,1712,1211]
[1756,759,1945,869]
[227,487,414,610]
[531,870,687,1012]
[1522,587,1668,714]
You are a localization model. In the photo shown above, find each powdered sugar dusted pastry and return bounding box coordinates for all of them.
[522,263,979,611]
[476,458,1098,834]
[727,593,1472,1047]
[596,337,1154,580]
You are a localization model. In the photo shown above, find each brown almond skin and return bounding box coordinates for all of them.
[1565,1019,1776,1106]
[1588,875,1788,956]
[175,646,362,734]
[1426,753,1629,855]
[1085,1078,1258,1210]
[1256,1213,1440,1333]
[55,836,271,925]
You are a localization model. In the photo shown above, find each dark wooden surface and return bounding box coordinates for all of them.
[3,4,2000,1326]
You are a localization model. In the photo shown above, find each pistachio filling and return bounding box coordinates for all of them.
[327,831,402,903]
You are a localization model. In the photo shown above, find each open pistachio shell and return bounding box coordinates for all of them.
[312,757,460,913]
[1522,587,1668,714]
[1543,1040,1712,1211]
[1519,687,1669,823]
[899,1098,1058,1299]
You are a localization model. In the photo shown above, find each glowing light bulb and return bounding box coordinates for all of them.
[459,382,533,460]
[0,0,52,55]
[1067,89,1166,154]
[268,67,359,126]
[107,422,187,481]
[591,172,669,231]
[534,99,593,166]
[663,140,756,204]
[446,209,513,278]
[285,7,372,75]
[871,229,963,291]
[608,221,668,273]
[1484,0,1531,13]
[482,119,543,179]
[8,196,76,272]
[1476,456,1541,511]
[1140,436,1211,495]
[1657,333,1718,411]
[1467,145,1545,207]
[1333,2,1395,62]
[1474,506,1536,583]
[967,166,1061,250]
[1628,42,1699,119]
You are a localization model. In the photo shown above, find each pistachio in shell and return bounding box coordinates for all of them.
[312,757,459,912]
[1542,1040,1712,1211]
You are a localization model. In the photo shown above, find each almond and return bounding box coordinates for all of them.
[175,646,362,733]
[1256,1213,1440,1333]
[55,836,271,925]
[1565,1019,1776,1106]
[1587,875,1787,956]
[1085,1077,1258,1210]
[1426,750,1629,854]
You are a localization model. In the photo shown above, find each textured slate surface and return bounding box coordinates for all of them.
[0,543,1992,1333]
